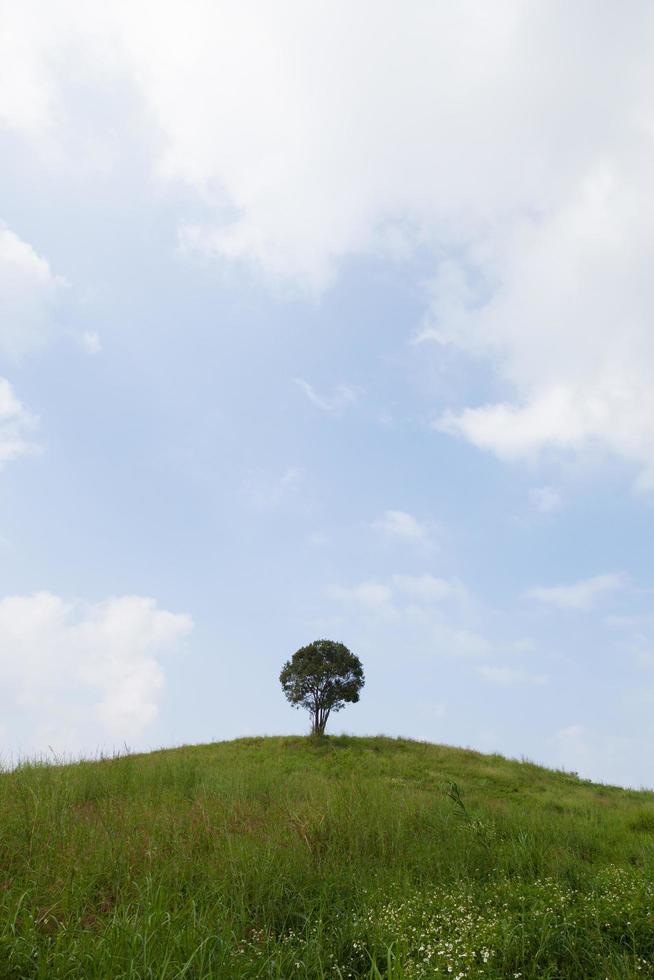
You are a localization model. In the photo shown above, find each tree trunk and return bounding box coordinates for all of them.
[311,706,331,736]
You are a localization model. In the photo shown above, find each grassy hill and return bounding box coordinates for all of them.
[2,735,654,978]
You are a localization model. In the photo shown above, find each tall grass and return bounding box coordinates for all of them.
[1,736,653,977]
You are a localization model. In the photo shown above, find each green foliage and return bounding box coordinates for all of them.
[279,639,364,734]
[1,736,654,977]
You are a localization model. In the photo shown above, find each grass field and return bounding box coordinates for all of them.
[2,735,654,978]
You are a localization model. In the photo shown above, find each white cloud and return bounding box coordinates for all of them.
[326,573,464,611]
[324,576,553,693]
[478,665,547,686]
[0,592,192,757]
[81,330,102,354]
[374,510,428,542]
[0,6,57,134]
[392,574,464,603]
[0,377,38,467]
[529,486,562,514]
[305,530,329,548]
[557,724,585,740]
[7,5,654,479]
[294,378,359,416]
[511,636,536,654]
[428,162,654,487]
[244,465,304,510]
[324,577,493,668]
[549,725,652,786]
[0,223,66,357]
[325,581,393,609]
[433,624,491,659]
[526,573,624,611]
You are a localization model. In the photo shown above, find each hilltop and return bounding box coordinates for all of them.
[1,735,654,978]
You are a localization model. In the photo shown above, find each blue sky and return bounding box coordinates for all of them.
[2,1,654,786]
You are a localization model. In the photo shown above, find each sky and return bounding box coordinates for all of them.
[2,1,654,787]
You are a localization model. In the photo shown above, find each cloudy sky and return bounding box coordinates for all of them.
[2,1,654,786]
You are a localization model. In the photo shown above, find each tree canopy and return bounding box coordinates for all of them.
[279,639,364,736]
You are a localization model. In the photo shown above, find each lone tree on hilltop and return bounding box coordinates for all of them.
[279,639,365,736]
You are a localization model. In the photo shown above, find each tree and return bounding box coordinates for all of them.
[279,639,365,736]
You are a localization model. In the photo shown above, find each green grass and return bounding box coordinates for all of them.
[1,735,654,978]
